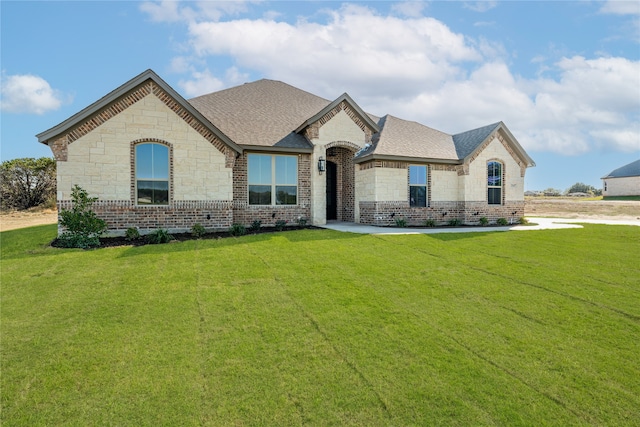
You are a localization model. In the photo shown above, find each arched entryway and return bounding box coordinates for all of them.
[325,144,357,222]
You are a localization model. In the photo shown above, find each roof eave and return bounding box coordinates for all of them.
[354,153,461,165]
[294,93,380,135]
[36,69,242,155]
[241,144,313,154]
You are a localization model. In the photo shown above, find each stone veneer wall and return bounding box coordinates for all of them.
[58,200,233,236]
[232,152,312,226]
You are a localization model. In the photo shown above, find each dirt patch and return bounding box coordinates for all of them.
[525,198,640,220]
[0,208,57,232]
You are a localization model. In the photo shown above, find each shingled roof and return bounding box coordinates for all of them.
[452,122,501,159]
[188,79,331,150]
[361,115,459,162]
[602,159,640,179]
[37,69,534,168]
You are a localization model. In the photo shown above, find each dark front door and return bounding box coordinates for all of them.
[326,161,337,220]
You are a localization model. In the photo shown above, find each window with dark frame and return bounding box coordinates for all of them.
[248,154,297,205]
[409,165,427,207]
[487,161,502,205]
[135,143,169,205]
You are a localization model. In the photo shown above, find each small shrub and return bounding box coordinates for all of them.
[424,219,436,227]
[496,217,509,226]
[519,216,529,225]
[249,220,262,233]
[191,223,206,238]
[57,233,100,249]
[229,223,246,236]
[296,217,307,227]
[58,185,107,248]
[147,228,173,244]
[275,220,287,231]
[479,216,489,226]
[395,218,407,227]
[447,218,462,227]
[125,227,140,241]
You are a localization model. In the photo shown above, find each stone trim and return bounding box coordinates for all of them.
[130,139,174,205]
[48,80,236,167]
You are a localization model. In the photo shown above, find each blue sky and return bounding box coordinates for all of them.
[1,0,639,191]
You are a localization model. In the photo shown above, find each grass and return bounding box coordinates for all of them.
[603,195,640,201]
[2,224,639,426]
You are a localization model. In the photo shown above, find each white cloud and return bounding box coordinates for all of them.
[463,1,498,13]
[186,4,480,98]
[391,1,427,18]
[599,0,640,15]
[140,0,255,23]
[178,66,249,97]
[0,73,66,114]
[142,2,640,156]
[178,69,225,97]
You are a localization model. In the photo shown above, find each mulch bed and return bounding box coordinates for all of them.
[51,226,319,249]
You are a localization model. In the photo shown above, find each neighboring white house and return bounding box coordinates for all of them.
[37,69,535,235]
[602,159,640,197]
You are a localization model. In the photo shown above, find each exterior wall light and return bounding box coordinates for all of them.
[318,156,326,174]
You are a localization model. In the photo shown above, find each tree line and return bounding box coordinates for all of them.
[538,182,602,197]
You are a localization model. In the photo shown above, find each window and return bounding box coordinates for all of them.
[136,143,169,205]
[409,165,427,207]
[248,154,297,205]
[487,161,502,205]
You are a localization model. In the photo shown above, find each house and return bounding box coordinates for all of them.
[602,159,640,197]
[37,69,535,235]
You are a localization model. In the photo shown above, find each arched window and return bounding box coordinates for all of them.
[487,161,502,205]
[135,143,169,205]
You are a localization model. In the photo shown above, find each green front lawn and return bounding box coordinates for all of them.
[2,225,639,426]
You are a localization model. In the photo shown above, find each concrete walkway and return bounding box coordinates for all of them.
[320,217,640,235]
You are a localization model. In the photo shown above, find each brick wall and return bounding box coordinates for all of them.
[326,146,355,221]
[359,200,525,226]
[58,200,233,236]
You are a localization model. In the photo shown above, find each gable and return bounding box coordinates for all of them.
[457,124,534,177]
[37,70,241,165]
[298,95,379,145]
[316,109,368,146]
